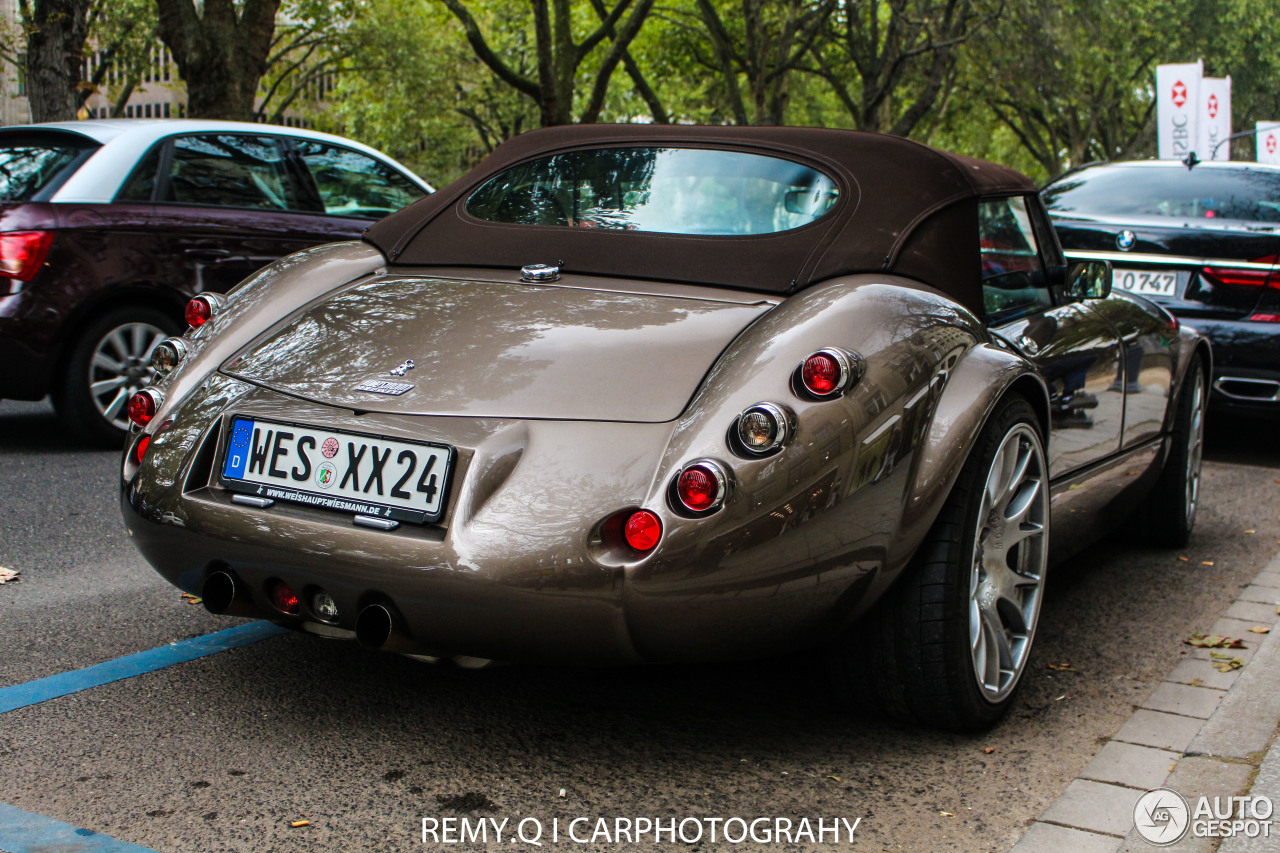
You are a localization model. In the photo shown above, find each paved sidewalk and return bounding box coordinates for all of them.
[1012,550,1280,852]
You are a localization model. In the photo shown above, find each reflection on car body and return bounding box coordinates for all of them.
[122,125,1208,731]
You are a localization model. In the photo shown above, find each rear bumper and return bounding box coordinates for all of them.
[1176,317,1280,416]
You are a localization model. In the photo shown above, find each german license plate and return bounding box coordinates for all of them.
[220,416,453,524]
[1112,268,1179,297]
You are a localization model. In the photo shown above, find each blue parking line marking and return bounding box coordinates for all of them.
[0,621,289,715]
[0,801,161,852]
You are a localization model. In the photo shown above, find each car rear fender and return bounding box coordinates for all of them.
[1166,326,1212,433]
[894,344,1050,572]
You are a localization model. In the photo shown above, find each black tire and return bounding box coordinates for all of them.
[1139,354,1207,548]
[52,305,180,447]
[831,396,1050,731]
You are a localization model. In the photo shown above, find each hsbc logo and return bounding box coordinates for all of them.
[1172,80,1188,108]
[1268,134,1277,155]
[1207,94,1219,119]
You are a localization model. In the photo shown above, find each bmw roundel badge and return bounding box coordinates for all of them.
[1116,229,1137,251]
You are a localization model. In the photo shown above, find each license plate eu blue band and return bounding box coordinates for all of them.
[220,416,453,524]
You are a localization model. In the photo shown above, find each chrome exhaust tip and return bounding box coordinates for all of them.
[201,570,258,617]
[355,602,416,653]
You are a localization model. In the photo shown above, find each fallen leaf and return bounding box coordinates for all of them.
[1245,530,1257,534]
[0,567,18,584]
[1250,626,1271,634]
[1185,635,1247,649]
[290,820,310,828]
[1178,556,1190,562]
[1211,656,1244,673]
[1047,662,1077,672]
[983,747,996,755]
[1188,678,1204,687]
[180,593,203,605]
[828,775,842,782]
[940,811,956,817]
[1202,561,1215,567]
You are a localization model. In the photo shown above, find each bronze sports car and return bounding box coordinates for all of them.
[122,125,1208,731]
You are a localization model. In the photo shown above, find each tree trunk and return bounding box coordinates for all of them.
[22,0,93,123]
[155,0,282,121]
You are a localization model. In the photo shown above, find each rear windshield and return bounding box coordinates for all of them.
[1044,165,1280,223]
[465,146,839,236]
[0,132,99,202]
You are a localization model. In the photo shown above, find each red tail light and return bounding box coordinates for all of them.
[674,460,729,513]
[0,230,52,281]
[134,435,151,464]
[268,579,300,614]
[185,293,225,328]
[126,388,162,427]
[1201,255,1279,289]
[623,510,662,552]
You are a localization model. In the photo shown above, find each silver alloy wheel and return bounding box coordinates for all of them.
[968,422,1049,703]
[87,321,167,430]
[1184,369,1206,529]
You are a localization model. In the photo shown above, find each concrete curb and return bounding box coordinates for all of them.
[1011,551,1280,852]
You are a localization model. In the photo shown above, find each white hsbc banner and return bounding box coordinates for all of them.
[1198,76,1231,160]
[1157,61,1202,160]
[1257,122,1280,165]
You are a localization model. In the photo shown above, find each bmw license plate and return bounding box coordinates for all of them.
[1112,268,1179,297]
[220,416,453,524]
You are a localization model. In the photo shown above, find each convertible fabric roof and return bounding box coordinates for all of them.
[364,124,1034,305]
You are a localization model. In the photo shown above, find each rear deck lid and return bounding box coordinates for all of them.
[222,274,774,422]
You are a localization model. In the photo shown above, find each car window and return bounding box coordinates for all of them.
[0,131,99,202]
[980,196,1053,324]
[161,134,306,211]
[465,147,840,236]
[292,141,426,219]
[1044,165,1280,223]
[116,143,163,202]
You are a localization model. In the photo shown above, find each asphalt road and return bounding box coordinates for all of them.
[1,397,1278,852]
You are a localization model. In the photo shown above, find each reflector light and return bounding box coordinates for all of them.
[1201,255,1279,289]
[151,338,188,374]
[185,293,224,327]
[126,389,162,427]
[623,510,662,552]
[0,230,52,282]
[311,590,340,623]
[736,403,790,454]
[675,461,728,513]
[1247,313,1280,323]
[269,580,300,614]
[135,435,150,464]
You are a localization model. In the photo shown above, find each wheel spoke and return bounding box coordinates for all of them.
[101,388,129,419]
[92,351,125,375]
[90,376,129,397]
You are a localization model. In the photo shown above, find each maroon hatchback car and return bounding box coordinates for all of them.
[0,119,430,444]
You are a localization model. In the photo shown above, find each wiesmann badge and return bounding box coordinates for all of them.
[356,359,416,395]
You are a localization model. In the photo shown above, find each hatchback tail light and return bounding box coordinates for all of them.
[1200,255,1279,289]
[623,510,662,552]
[0,230,53,292]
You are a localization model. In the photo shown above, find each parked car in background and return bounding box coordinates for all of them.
[122,125,1207,731]
[0,119,431,444]
[1044,160,1280,417]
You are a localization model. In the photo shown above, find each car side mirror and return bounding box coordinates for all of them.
[1065,260,1112,300]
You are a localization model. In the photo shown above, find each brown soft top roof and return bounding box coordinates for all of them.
[364,124,1033,301]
